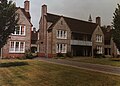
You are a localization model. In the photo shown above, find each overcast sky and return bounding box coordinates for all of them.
[12,0,120,29]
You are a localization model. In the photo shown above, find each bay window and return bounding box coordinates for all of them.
[9,41,25,53]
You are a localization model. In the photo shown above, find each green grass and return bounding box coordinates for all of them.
[67,57,120,67]
[0,60,120,86]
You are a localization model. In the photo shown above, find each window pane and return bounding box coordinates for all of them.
[11,42,14,48]
[60,44,62,51]
[65,31,67,39]
[57,30,59,38]
[61,31,62,37]
[21,25,25,35]
[16,26,20,35]
[20,42,24,51]
[10,42,14,51]
[15,42,19,51]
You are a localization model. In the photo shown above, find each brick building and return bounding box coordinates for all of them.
[0,3,119,58]
[102,26,120,57]
[0,0,32,58]
[31,28,39,53]
[38,5,119,58]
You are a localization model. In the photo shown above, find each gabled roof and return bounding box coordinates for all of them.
[46,13,60,26]
[20,8,31,20]
[46,13,98,34]
[101,27,112,40]
[16,7,33,26]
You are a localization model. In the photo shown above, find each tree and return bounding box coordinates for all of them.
[112,4,120,51]
[0,0,18,48]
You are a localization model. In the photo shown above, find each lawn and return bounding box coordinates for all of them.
[67,57,120,67]
[0,60,120,86]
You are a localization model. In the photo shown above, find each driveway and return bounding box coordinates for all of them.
[35,58,120,76]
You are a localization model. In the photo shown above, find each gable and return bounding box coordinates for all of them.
[92,25,104,40]
[102,27,112,41]
[16,8,32,26]
[94,26,104,35]
[46,13,97,34]
[64,17,98,34]
[52,17,70,31]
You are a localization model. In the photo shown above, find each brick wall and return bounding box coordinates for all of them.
[2,8,32,58]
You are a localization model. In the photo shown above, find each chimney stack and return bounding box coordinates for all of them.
[106,25,112,32]
[96,16,101,26]
[24,0,30,12]
[42,4,47,16]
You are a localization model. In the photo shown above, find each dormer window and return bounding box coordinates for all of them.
[12,25,26,36]
[56,30,67,39]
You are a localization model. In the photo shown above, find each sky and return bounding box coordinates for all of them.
[12,0,120,29]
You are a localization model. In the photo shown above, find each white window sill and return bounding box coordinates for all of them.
[96,41,102,43]
[12,34,25,36]
[9,51,25,53]
[57,37,67,39]
[56,52,67,53]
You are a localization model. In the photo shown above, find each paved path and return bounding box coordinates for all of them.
[35,58,120,76]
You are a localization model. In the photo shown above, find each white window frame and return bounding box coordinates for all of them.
[56,44,67,53]
[117,49,120,55]
[9,41,25,53]
[38,33,39,40]
[97,46,103,54]
[12,25,26,36]
[56,30,67,39]
[96,35,102,43]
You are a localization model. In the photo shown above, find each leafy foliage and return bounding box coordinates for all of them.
[66,52,72,58]
[24,49,34,59]
[57,53,64,57]
[0,61,28,67]
[0,0,18,48]
[112,4,120,51]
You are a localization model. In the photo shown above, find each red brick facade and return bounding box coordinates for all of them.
[38,5,119,58]
[1,0,32,58]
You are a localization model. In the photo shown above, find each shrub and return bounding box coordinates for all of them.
[32,53,38,58]
[24,49,33,59]
[94,54,105,58]
[110,58,120,61]
[66,52,72,58]
[0,62,28,67]
[17,56,26,60]
[116,55,120,58]
[57,53,64,57]
[94,54,101,58]
[93,48,105,58]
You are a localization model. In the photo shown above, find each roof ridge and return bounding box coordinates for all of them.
[47,12,97,25]
[46,12,98,34]
[17,7,32,26]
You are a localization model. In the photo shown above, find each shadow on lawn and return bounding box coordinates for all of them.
[0,62,29,68]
